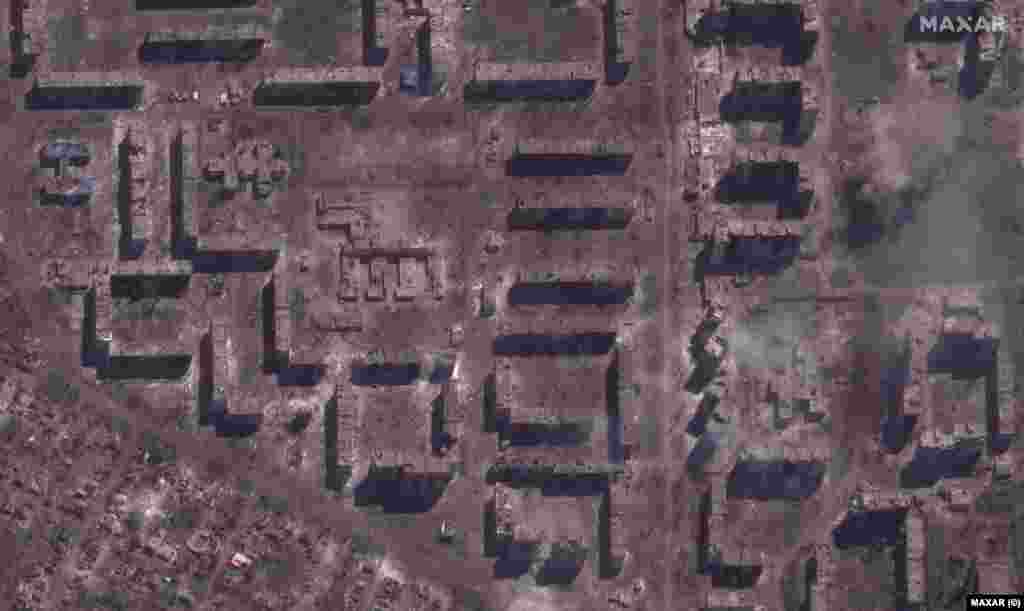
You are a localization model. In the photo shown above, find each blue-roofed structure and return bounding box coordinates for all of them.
[191,250,279,274]
[429,359,455,384]
[276,363,326,387]
[991,432,1014,454]
[687,0,818,66]
[899,440,984,489]
[399,65,427,96]
[687,432,722,476]
[690,2,804,48]
[880,337,915,453]
[40,177,95,207]
[215,412,262,437]
[927,333,998,379]
[206,399,263,437]
[534,542,588,586]
[714,160,812,219]
[606,62,630,85]
[506,154,632,178]
[958,27,999,100]
[492,541,538,579]
[482,466,613,583]
[139,38,265,64]
[498,420,591,448]
[832,508,908,549]
[353,465,452,513]
[507,207,633,231]
[71,176,97,194]
[41,141,90,165]
[728,3,803,44]
[365,46,389,67]
[699,236,801,276]
[399,22,433,96]
[507,282,634,307]
[350,362,420,386]
[726,460,824,501]
[719,81,802,123]
[715,160,800,202]
[26,84,143,111]
[881,415,919,454]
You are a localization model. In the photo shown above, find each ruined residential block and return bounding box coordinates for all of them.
[254,79,380,107]
[318,207,371,238]
[28,73,145,111]
[268,157,289,182]
[944,291,981,313]
[94,284,113,345]
[261,66,383,84]
[213,324,231,385]
[311,303,362,332]
[474,61,601,82]
[274,309,292,360]
[780,445,829,462]
[367,258,388,301]
[427,257,444,299]
[942,315,982,336]
[706,589,762,610]
[395,257,427,300]
[339,255,361,301]
[203,155,229,181]
[860,490,911,510]
[947,486,975,511]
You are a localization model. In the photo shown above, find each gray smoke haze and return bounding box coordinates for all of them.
[844,96,1024,288]
[869,98,963,191]
[727,299,817,372]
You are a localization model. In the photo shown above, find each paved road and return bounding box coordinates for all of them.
[658,0,692,608]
